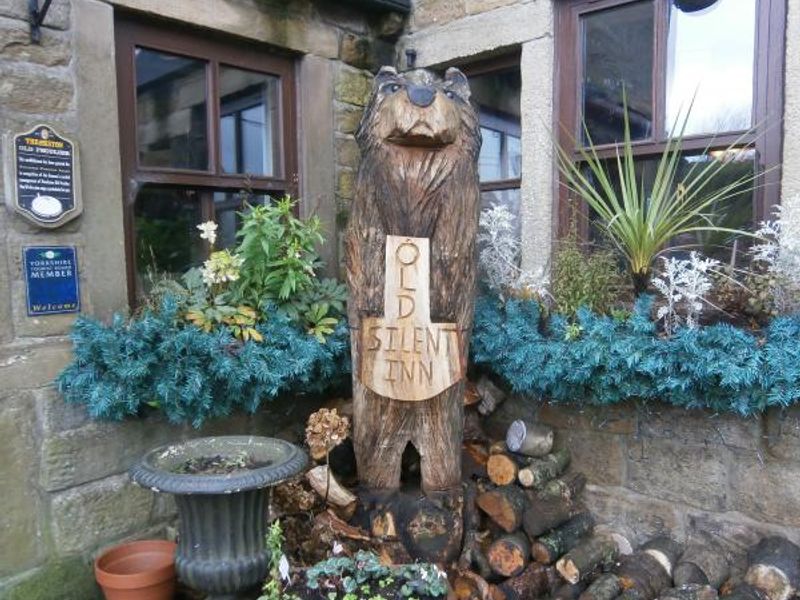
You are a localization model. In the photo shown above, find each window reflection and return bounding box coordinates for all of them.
[471,70,521,183]
[213,192,271,249]
[135,48,208,170]
[584,150,755,260]
[135,187,205,280]
[219,66,281,177]
[666,0,756,135]
[581,1,654,145]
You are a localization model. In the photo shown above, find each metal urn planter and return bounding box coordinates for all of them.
[130,436,307,599]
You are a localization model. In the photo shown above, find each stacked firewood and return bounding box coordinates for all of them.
[455,382,800,600]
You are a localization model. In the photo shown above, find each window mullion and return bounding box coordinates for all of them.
[652,0,668,143]
[208,60,221,175]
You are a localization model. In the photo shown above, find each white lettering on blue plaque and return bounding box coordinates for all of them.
[23,246,81,316]
[4,124,82,228]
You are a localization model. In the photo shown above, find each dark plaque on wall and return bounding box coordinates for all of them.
[4,124,82,228]
[23,246,81,316]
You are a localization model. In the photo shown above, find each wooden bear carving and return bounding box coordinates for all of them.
[345,66,481,493]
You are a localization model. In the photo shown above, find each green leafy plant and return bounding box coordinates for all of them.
[258,520,299,600]
[305,551,447,599]
[550,229,626,318]
[234,195,323,306]
[556,97,761,294]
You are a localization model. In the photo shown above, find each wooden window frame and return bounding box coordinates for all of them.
[554,0,786,238]
[115,13,298,305]
[461,54,523,196]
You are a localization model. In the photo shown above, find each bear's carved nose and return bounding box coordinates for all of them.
[407,85,436,108]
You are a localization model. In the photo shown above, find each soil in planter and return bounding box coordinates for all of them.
[172,451,273,475]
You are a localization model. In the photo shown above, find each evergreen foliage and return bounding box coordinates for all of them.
[471,296,800,415]
[58,295,800,425]
[57,296,350,427]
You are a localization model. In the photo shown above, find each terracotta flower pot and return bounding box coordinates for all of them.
[94,539,177,600]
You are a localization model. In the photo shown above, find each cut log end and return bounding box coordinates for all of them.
[487,533,530,578]
[487,453,519,486]
[506,420,554,457]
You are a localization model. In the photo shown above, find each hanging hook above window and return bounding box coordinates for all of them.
[29,0,54,44]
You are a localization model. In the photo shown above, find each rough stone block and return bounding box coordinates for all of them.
[553,428,626,486]
[0,393,43,577]
[50,474,154,554]
[638,404,763,452]
[0,0,71,29]
[334,65,372,106]
[0,16,71,66]
[335,102,363,135]
[537,401,636,435]
[729,448,800,528]
[0,65,73,113]
[0,341,74,391]
[0,557,103,600]
[34,386,90,434]
[40,418,178,491]
[411,0,467,30]
[685,509,800,556]
[626,437,729,512]
[340,32,372,69]
[335,134,360,169]
[764,405,800,460]
[583,484,683,546]
[336,167,356,200]
[466,0,521,15]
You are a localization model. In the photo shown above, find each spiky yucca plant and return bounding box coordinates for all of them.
[556,98,762,294]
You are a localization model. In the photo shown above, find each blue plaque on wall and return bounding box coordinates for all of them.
[23,246,81,316]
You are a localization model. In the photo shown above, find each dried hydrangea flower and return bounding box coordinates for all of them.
[305,407,351,462]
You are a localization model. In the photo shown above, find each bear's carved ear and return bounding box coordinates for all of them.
[444,67,471,100]
[375,66,399,87]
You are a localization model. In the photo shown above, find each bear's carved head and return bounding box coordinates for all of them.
[357,66,476,151]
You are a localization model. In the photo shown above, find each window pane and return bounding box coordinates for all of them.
[584,150,755,260]
[212,191,272,249]
[219,66,281,177]
[674,148,756,260]
[479,128,503,181]
[135,48,208,170]
[581,1,654,145]
[135,187,204,282]
[666,0,756,136]
[470,69,521,183]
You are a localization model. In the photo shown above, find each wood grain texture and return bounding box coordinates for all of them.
[345,66,481,493]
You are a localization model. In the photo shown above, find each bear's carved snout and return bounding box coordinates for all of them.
[407,84,436,108]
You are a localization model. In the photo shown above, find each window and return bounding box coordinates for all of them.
[463,56,522,239]
[115,16,297,304]
[556,0,785,250]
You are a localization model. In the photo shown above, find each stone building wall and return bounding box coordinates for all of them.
[402,0,800,554]
[0,0,394,595]
[487,399,800,553]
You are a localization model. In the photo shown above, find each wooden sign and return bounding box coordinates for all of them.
[361,235,462,401]
[4,124,82,228]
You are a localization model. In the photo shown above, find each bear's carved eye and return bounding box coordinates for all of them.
[383,83,402,94]
[444,89,456,100]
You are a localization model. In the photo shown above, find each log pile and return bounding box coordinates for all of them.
[449,407,800,600]
[293,388,800,600]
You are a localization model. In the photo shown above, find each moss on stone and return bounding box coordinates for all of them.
[1,557,103,600]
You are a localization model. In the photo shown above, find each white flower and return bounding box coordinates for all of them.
[332,541,344,555]
[278,553,290,582]
[197,221,218,246]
